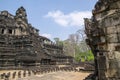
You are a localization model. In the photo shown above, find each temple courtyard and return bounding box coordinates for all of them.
[0,70,91,80]
[18,72,90,80]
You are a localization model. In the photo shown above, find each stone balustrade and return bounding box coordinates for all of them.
[0,65,87,80]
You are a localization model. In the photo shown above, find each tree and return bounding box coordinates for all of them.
[54,38,60,45]
[53,27,94,62]
[64,28,94,62]
[54,37,63,46]
[63,39,75,56]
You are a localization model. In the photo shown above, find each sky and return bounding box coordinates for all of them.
[0,0,97,41]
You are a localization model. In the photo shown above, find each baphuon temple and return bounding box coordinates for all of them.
[0,7,73,68]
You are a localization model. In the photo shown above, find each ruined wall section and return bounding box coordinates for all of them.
[85,0,120,80]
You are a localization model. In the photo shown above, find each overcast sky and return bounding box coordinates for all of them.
[0,0,97,41]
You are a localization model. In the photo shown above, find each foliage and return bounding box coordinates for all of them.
[53,28,94,62]
[75,50,94,62]
[54,37,63,46]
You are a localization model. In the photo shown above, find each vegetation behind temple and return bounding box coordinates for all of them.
[54,29,94,62]
[75,50,94,62]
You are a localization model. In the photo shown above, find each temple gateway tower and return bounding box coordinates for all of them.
[84,0,120,80]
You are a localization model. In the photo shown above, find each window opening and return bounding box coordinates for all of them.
[8,29,12,34]
[1,29,4,34]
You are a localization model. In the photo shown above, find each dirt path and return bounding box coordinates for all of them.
[17,71,91,80]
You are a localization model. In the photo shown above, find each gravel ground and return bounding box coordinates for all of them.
[17,71,90,80]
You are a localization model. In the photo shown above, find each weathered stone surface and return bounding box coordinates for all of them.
[84,0,120,80]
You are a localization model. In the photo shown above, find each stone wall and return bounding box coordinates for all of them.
[84,0,120,80]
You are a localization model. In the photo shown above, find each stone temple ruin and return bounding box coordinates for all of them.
[0,7,73,69]
[84,0,120,80]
